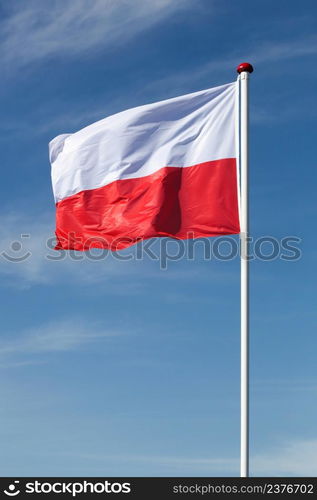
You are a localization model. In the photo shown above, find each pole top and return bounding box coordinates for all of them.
[237,62,254,74]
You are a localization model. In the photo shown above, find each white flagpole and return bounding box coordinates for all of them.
[237,62,253,478]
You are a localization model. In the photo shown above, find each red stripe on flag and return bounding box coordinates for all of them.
[55,158,240,251]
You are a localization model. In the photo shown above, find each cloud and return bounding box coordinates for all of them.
[2,25,316,139]
[70,438,317,476]
[139,34,317,96]
[61,451,238,475]
[252,379,317,393]
[137,34,317,125]
[0,318,120,358]
[253,439,317,476]
[0,0,191,70]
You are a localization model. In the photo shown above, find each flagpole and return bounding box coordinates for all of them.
[237,62,253,478]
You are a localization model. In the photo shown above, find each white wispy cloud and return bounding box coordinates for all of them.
[0,318,120,357]
[252,379,317,393]
[155,34,317,91]
[0,0,192,70]
[69,438,317,476]
[253,439,317,476]
[139,35,317,124]
[61,451,238,475]
[8,32,315,138]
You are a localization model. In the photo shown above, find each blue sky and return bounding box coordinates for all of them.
[0,0,317,477]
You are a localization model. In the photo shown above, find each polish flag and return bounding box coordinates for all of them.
[49,82,240,251]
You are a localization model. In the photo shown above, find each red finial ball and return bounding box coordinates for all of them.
[237,62,254,74]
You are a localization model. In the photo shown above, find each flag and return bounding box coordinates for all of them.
[49,82,239,251]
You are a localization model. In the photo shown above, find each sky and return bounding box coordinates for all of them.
[0,0,317,477]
